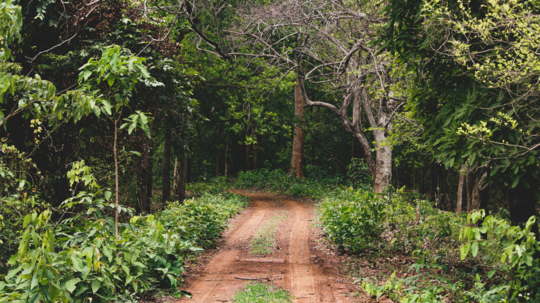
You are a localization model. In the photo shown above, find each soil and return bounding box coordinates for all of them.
[176,191,359,303]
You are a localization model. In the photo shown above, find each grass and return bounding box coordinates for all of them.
[250,212,288,255]
[231,283,293,303]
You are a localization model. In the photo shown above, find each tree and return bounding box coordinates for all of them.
[78,45,157,239]
[289,82,306,178]
[379,0,540,222]
[212,0,403,191]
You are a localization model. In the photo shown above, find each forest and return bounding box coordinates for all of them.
[1,0,540,302]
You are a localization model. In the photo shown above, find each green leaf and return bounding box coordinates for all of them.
[91,279,101,293]
[132,261,146,268]
[101,100,112,115]
[92,105,101,118]
[128,121,136,135]
[81,70,92,81]
[71,255,84,272]
[460,243,470,260]
[471,241,479,257]
[65,278,81,293]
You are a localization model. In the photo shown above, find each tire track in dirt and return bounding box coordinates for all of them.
[178,192,355,303]
[179,198,269,302]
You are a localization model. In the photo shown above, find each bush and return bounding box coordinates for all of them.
[0,166,247,302]
[234,169,346,198]
[318,185,540,301]
[318,188,386,251]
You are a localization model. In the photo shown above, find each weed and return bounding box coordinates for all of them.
[232,283,293,303]
[250,213,288,255]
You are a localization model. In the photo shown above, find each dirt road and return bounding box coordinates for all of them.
[178,191,356,303]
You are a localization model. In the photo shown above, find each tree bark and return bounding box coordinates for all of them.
[146,144,153,213]
[457,164,465,214]
[179,151,188,202]
[113,119,119,240]
[137,160,146,214]
[253,133,260,170]
[173,157,180,200]
[373,130,392,193]
[224,132,230,177]
[466,164,475,214]
[174,152,188,203]
[246,133,252,170]
[197,125,206,177]
[161,126,172,204]
[289,82,306,178]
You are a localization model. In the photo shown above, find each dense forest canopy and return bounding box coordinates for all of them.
[2,0,540,301]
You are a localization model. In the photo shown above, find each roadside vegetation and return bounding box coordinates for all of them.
[231,283,293,303]
[0,160,247,302]
[2,0,540,301]
[250,212,288,255]
[190,169,540,302]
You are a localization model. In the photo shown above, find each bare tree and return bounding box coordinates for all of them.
[158,0,402,192]
[222,0,400,191]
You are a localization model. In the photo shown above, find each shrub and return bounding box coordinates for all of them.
[318,188,386,252]
[0,165,247,302]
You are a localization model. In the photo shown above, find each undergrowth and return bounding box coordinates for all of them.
[250,212,288,255]
[0,164,247,302]
[231,283,293,303]
[318,186,539,302]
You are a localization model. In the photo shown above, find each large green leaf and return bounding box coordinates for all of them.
[65,278,81,293]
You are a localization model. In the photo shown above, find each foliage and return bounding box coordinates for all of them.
[347,158,373,189]
[460,210,540,301]
[319,188,387,252]
[250,213,288,255]
[234,169,347,198]
[0,165,247,302]
[0,142,48,275]
[317,182,540,301]
[231,283,293,303]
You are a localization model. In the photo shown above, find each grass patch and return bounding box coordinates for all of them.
[232,283,293,303]
[250,212,288,255]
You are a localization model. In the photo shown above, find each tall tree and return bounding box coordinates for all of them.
[289,83,306,178]
[161,125,172,204]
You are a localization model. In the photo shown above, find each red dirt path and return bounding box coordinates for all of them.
[176,191,358,303]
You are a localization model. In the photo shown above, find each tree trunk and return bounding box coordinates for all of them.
[173,157,180,200]
[113,119,119,240]
[173,151,188,203]
[466,164,475,214]
[253,133,260,170]
[373,130,391,193]
[457,164,465,214]
[224,132,230,177]
[178,151,188,203]
[137,160,145,214]
[246,133,252,170]
[161,126,172,204]
[197,125,206,177]
[289,83,306,178]
[145,145,153,213]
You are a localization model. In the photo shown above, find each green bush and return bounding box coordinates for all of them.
[0,166,247,302]
[318,185,540,301]
[234,169,346,198]
[318,188,386,251]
